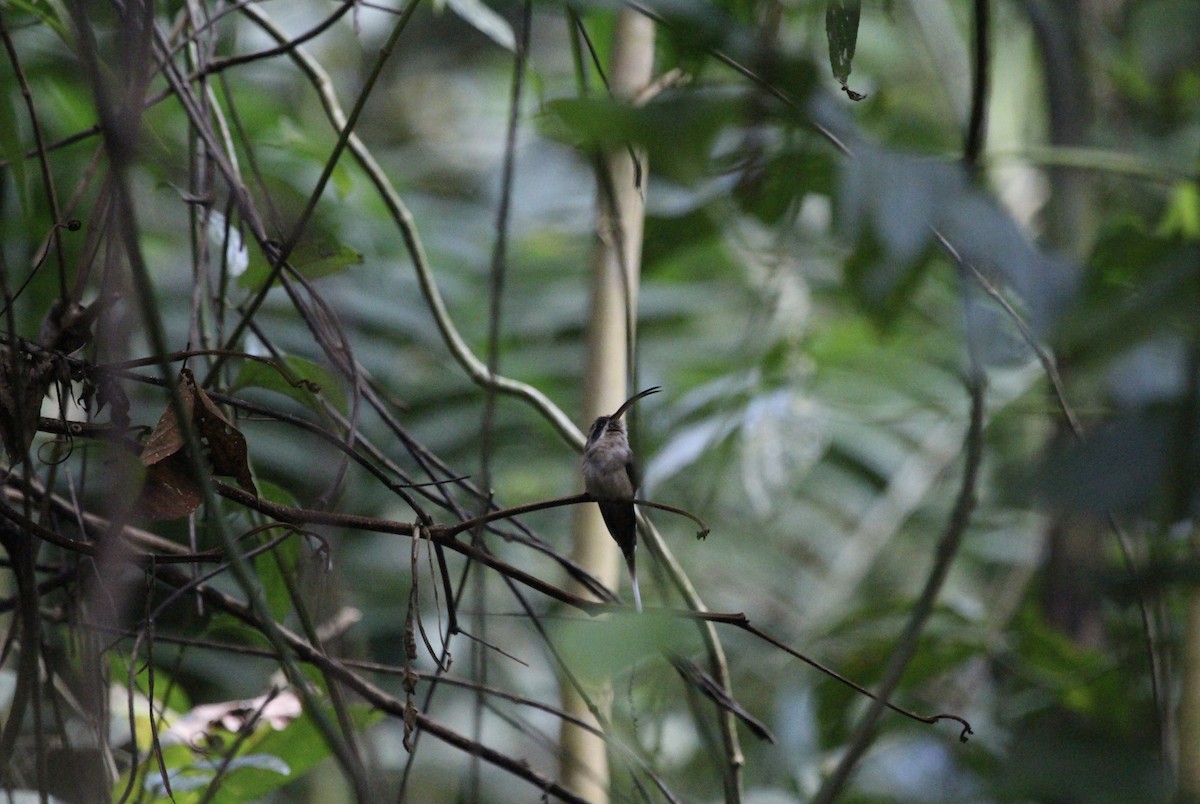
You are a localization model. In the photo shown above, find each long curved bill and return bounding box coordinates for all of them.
[610,386,662,421]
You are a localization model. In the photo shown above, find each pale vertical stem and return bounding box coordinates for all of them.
[559,8,654,802]
[1180,589,1200,796]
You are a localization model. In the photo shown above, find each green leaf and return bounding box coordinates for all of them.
[238,239,363,291]
[245,480,310,622]
[1088,218,1176,291]
[230,355,346,417]
[0,92,28,214]
[253,528,303,622]
[1157,180,1200,239]
[117,700,380,803]
[733,145,835,224]
[553,611,700,681]
[292,239,365,277]
[205,612,274,651]
[825,0,862,87]
[117,744,193,802]
[264,117,356,200]
[114,655,191,717]
[545,91,740,182]
[1006,607,1120,718]
[215,705,381,800]
[1,0,70,42]
[1062,231,1199,367]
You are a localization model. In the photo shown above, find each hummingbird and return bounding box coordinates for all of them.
[581,386,661,612]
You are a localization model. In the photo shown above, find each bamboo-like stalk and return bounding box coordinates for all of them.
[559,9,654,802]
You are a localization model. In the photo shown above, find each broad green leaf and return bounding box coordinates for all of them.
[253,528,303,623]
[1087,218,1180,293]
[204,612,274,651]
[112,656,191,719]
[230,355,346,417]
[732,145,835,224]
[287,239,365,278]
[238,239,363,291]
[241,480,309,622]
[546,91,741,182]
[214,705,381,801]
[117,697,379,804]
[254,479,299,509]
[132,751,291,801]
[553,611,700,681]
[265,117,355,200]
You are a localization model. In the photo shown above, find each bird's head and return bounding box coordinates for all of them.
[584,387,660,448]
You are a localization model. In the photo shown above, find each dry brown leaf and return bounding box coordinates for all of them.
[0,349,51,465]
[137,368,256,519]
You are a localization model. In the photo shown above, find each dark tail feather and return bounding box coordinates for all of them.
[598,500,641,611]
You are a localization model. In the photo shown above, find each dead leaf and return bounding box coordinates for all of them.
[190,373,256,493]
[140,375,194,468]
[137,368,256,519]
[0,348,50,465]
[139,456,203,521]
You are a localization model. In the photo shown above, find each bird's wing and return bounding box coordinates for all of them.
[597,500,637,561]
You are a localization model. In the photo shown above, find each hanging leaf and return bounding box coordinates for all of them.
[826,0,867,100]
[138,369,257,520]
[138,455,204,521]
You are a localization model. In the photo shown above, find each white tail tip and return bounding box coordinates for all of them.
[631,574,643,613]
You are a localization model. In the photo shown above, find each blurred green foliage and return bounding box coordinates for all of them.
[1,0,1198,801]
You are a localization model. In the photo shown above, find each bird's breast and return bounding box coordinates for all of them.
[582,444,635,499]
